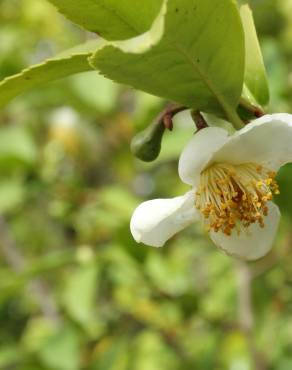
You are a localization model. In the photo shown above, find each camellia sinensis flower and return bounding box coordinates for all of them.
[130,114,292,260]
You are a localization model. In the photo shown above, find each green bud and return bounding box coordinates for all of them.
[131,123,165,162]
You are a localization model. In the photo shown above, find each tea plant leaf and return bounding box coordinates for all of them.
[47,0,163,40]
[91,0,245,125]
[239,1,269,106]
[0,40,103,108]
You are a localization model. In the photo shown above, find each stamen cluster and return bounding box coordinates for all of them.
[195,163,280,236]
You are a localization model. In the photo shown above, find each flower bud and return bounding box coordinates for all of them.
[131,123,165,162]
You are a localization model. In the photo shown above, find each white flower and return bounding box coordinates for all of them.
[130,113,292,261]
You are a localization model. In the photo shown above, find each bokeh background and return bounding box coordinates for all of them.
[1,0,292,369]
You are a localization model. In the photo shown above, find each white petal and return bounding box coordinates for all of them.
[209,202,280,261]
[130,191,199,247]
[178,127,229,186]
[213,113,292,171]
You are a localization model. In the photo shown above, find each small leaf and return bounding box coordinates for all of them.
[46,0,163,40]
[0,40,103,109]
[239,1,270,106]
[91,0,245,125]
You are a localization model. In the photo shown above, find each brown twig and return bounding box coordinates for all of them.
[191,110,208,130]
[154,103,188,131]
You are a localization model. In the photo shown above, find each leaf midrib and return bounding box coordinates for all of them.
[165,1,238,116]
[170,40,233,115]
[94,0,141,35]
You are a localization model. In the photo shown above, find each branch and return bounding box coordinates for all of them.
[191,110,208,130]
[154,103,188,131]
[236,260,267,370]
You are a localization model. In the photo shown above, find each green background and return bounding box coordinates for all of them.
[0,0,292,369]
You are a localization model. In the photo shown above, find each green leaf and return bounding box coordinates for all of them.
[0,40,103,109]
[0,179,25,213]
[0,346,20,368]
[62,262,99,329]
[70,71,119,113]
[90,0,245,127]
[39,325,81,370]
[47,0,163,40]
[239,1,270,106]
[0,127,37,168]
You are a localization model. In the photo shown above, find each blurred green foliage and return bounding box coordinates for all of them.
[1,1,292,369]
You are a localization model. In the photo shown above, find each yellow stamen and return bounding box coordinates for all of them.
[195,162,279,236]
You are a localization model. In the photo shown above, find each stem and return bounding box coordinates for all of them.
[191,110,208,130]
[239,98,265,118]
[236,260,253,332]
[226,108,245,130]
[236,260,267,370]
[157,103,188,131]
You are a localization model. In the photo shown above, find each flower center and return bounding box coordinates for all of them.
[195,163,280,236]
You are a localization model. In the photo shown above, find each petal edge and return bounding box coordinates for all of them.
[209,202,280,261]
[178,127,229,186]
[130,191,199,247]
[213,113,292,171]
